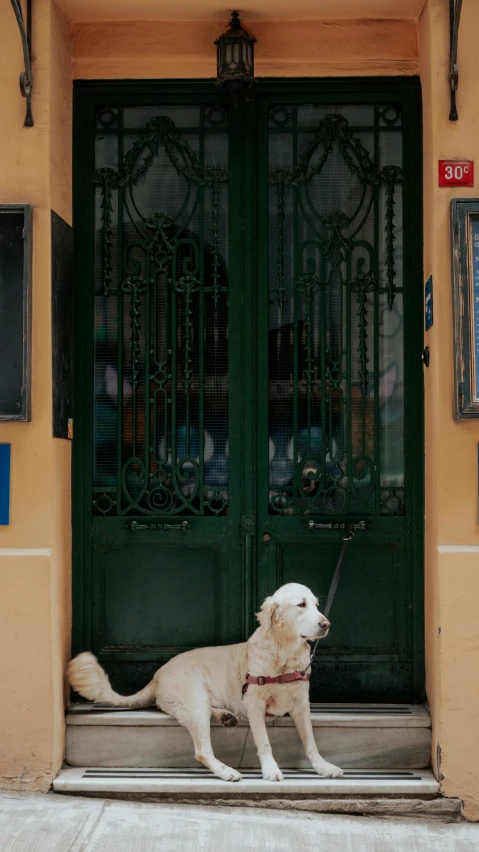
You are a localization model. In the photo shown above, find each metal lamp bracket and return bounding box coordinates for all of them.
[10,0,33,127]
[449,0,463,121]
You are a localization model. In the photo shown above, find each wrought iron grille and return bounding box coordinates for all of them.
[267,104,405,516]
[92,104,229,516]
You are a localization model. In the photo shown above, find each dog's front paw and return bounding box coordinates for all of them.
[220,712,238,727]
[223,767,242,782]
[314,761,344,778]
[261,758,283,782]
[216,763,242,782]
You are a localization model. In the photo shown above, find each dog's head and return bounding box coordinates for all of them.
[257,583,330,641]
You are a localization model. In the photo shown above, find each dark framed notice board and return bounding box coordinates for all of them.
[452,199,479,418]
[0,204,32,421]
[51,210,73,439]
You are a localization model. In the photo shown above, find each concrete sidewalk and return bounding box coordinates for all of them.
[0,791,479,851]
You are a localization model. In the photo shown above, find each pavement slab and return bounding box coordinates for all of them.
[1,791,479,852]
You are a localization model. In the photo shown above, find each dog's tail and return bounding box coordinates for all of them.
[67,652,156,708]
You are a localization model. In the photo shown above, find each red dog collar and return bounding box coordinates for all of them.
[242,670,310,697]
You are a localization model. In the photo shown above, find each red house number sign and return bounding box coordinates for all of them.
[438,160,474,187]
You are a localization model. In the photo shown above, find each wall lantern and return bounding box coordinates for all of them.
[214,11,256,110]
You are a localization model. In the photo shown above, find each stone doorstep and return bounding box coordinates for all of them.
[59,706,442,816]
[54,768,440,799]
[65,704,433,771]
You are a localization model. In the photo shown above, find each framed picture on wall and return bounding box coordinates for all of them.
[451,198,479,418]
[0,204,32,421]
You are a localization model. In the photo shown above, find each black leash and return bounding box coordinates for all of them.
[324,527,353,618]
[302,520,369,676]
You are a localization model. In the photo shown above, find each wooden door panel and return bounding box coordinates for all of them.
[277,540,402,652]
[307,660,413,704]
[98,542,222,648]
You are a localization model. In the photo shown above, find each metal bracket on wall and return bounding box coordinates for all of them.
[449,0,463,121]
[9,0,33,127]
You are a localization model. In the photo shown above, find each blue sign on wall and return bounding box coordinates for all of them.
[425,276,433,331]
[0,444,10,525]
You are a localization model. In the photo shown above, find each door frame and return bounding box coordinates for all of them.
[72,78,424,701]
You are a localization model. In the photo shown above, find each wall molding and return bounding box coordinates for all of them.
[438,545,479,553]
[0,547,52,557]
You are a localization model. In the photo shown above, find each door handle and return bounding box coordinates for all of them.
[307,520,371,532]
[125,520,190,532]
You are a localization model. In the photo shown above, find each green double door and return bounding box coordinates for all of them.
[73,79,424,702]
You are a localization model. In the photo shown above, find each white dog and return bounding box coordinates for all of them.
[67,582,343,783]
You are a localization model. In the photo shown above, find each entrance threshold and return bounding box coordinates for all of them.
[53,703,460,816]
[55,766,438,797]
[63,703,432,770]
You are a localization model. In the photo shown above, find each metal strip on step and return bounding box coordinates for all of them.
[82,769,421,780]
[72,703,419,715]
[309,705,414,715]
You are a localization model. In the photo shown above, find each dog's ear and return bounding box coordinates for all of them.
[257,596,284,632]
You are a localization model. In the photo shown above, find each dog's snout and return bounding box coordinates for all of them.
[319,619,330,631]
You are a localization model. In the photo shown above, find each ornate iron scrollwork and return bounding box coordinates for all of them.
[449,0,464,121]
[350,263,377,395]
[267,108,404,518]
[93,109,229,518]
[9,0,33,127]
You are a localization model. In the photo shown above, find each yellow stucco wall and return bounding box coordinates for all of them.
[420,0,479,821]
[0,0,71,792]
[2,0,479,819]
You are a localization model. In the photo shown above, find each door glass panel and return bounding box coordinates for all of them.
[268,103,404,516]
[93,104,229,516]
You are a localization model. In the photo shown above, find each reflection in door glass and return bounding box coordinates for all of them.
[92,105,229,516]
[268,103,405,516]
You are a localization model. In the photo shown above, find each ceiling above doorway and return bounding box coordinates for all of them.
[57,0,426,23]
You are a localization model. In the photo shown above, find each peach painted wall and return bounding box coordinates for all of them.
[72,18,418,79]
[0,0,72,792]
[420,0,479,821]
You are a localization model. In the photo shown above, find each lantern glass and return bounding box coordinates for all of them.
[215,11,256,96]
